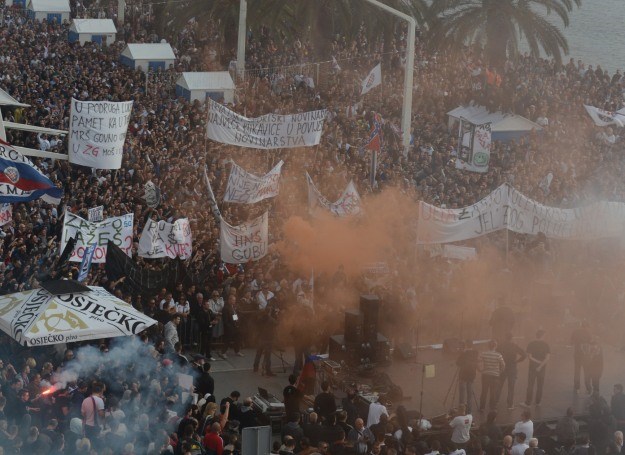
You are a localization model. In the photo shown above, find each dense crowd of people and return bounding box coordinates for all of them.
[0,0,624,454]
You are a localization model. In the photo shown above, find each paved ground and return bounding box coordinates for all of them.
[209,337,625,427]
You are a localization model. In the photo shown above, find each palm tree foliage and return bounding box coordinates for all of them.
[160,0,427,53]
[427,0,581,66]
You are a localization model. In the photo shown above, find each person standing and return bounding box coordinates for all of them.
[571,321,592,394]
[220,295,243,359]
[611,384,625,433]
[253,300,279,376]
[81,382,105,447]
[497,332,527,410]
[314,381,337,422]
[586,337,603,394]
[522,330,550,407]
[283,374,303,418]
[449,404,473,449]
[163,314,181,354]
[457,340,478,413]
[479,340,506,412]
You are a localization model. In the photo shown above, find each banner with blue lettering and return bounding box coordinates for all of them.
[220,212,268,263]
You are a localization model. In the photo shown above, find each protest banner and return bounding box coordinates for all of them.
[224,160,283,204]
[60,212,133,263]
[220,212,268,263]
[202,167,222,220]
[455,121,491,173]
[138,218,193,259]
[144,181,161,208]
[306,173,362,217]
[88,206,104,222]
[207,99,327,149]
[68,98,133,169]
[417,184,625,244]
[0,204,12,226]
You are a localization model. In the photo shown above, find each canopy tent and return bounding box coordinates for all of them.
[26,0,71,23]
[69,19,117,46]
[447,104,543,142]
[0,286,156,346]
[175,71,236,103]
[0,88,29,108]
[120,43,176,73]
[0,88,68,161]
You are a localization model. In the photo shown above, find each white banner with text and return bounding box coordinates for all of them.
[220,212,269,263]
[69,99,133,169]
[60,212,134,262]
[224,160,283,204]
[417,184,625,244]
[207,99,327,149]
[138,218,193,259]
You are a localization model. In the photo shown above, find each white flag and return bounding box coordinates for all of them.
[584,105,625,127]
[361,63,382,96]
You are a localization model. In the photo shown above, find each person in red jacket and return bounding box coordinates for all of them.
[203,422,224,455]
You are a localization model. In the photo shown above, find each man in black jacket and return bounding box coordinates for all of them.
[196,363,215,400]
[314,381,336,422]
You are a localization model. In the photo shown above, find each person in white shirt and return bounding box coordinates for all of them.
[81,381,105,445]
[256,284,274,310]
[367,400,388,428]
[37,133,50,151]
[449,404,473,447]
[510,432,529,455]
[159,293,176,313]
[513,410,534,444]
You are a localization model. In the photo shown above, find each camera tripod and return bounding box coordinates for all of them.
[443,367,479,412]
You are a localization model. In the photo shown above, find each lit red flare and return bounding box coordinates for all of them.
[41,386,56,396]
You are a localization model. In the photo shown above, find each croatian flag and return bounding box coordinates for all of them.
[0,139,63,204]
[361,63,382,96]
[365,113,383,152]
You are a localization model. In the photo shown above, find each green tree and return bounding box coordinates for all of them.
[427,0,581,66]
[161,0,427,54]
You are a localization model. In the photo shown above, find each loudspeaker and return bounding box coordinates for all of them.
[373,333,391,364]
[329,334,346,363]
[344,309,363,343]
[443,337,463,355]
[396,342,415,360]
[360,295,380,342]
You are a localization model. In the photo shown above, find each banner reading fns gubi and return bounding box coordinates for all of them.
[220,212,268,263]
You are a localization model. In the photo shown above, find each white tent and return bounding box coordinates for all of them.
[26,0,71,23]
[175,72,236,103]
[69,19,116,46]
[447,104,543,142]
[120,43,176,73]
[0,286,156,346]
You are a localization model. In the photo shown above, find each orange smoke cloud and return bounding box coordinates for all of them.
[276,187,417,276]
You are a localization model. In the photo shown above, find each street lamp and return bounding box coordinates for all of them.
[236,0,247,79]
